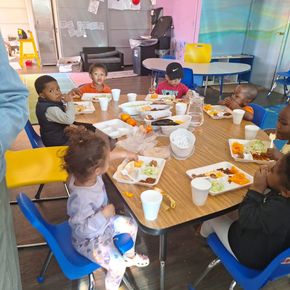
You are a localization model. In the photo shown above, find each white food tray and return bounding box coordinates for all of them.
[228,139,272,165]
[74,101,95,114]
[113,155,166,187]
[82,93,112,102]
[186,161,253,196]
[203,105,232,119]
[93,119,133,139]
[145,94,175,103]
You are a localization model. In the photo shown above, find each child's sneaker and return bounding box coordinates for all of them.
[123,253,149,267]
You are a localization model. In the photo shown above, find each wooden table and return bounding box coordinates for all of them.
[76,95,269,290]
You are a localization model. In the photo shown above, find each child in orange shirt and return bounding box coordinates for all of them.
[219,84,258,121]
[79,63,111,95]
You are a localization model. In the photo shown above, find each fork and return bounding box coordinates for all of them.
[269,133,276,148]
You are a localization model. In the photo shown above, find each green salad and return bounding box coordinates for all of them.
[142,165,159,177]
[210,181,225,193]
[246,140,266,154]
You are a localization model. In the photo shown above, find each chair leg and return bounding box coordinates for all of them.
[192,258,221,288]
[17,241,47,249]
[88,273,95,290]
[64,182,70,197]
[229,280,237,290]
[35,184,45,199]
[122,271,137,290]
[37,250,53,283]
[204,76,209,96]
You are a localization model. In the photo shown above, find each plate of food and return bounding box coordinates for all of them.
[113,155,166,187]
[151,115,191,135]
[229,139,272,164]
[74,101,95,114]
[81,93,112,102]
[145,94,176,104]
[140,104,172,121]
[93,119,133,139]
[186,162,253,196]
[119,101,152,116]
[203,104,232,119]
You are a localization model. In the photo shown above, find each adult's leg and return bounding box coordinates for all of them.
[200,215,236,257]
[0,179,22,290]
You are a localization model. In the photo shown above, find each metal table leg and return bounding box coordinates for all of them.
[219,76,224,100]
[159,233,167,290]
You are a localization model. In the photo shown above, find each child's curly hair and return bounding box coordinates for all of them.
[63,126,110,182]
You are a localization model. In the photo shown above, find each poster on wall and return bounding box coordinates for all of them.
[108,0,141,10]
[88,0,100,14]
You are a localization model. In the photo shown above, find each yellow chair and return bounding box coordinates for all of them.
[5,146,69,248]
[5,146,69,203]
[184,43,212,95]
[19,30,41,68]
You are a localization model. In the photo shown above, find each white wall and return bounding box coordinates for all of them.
[0,0,29,40]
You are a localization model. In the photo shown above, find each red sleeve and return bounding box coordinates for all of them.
[182,83,189,95]
[79,84,91,95]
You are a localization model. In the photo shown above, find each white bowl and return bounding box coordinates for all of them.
[161,115,192,136]
[119,101,151,115]
[170,128,196,158]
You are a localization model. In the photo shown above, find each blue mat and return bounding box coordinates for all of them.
[263,103,288,150]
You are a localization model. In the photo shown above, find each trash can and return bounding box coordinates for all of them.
[130,16,173,76]
[130,38,158,76]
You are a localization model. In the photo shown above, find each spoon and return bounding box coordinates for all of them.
[269,133,276,149]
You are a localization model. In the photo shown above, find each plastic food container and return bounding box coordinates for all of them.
[170,128,196,158]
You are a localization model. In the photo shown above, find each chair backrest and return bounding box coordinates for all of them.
[249,103,267,128]
[184,43,212,63]
[16,193,99,279]
[208,233,290,289]
[24,120,44,148]
[181,68,194,89]
[162,55,176,60]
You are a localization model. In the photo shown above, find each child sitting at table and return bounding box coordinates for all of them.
[267,104,290,160]
[35,75,80,147]
[155,62,192,99]
[64,126,149,290]
[218,83,258,121]
[200,152,290,270]
[79,63,112,95]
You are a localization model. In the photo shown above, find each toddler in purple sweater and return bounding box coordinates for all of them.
[65,126,149,290]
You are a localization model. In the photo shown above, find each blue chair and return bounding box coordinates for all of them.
[24,120,44,148]
[181,68,195,90]
[192,233,290,290]
[21,120,69,203]
[267,70,290,102]
[249,103,267,128]
[17,193,134,289]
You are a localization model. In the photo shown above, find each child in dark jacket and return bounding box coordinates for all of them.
[201,152,290,269]
[35,75,80,146]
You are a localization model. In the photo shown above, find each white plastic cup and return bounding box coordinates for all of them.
[140,190,163,221]
[232,109,245,125]
[127,93,137,102]
[99,97,109,111]
[175,102,187,115]
[191,178,211,206]
[245,125,259,140]
[111,89,121,101]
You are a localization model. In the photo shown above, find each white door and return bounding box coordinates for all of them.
[243,0,290,89]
